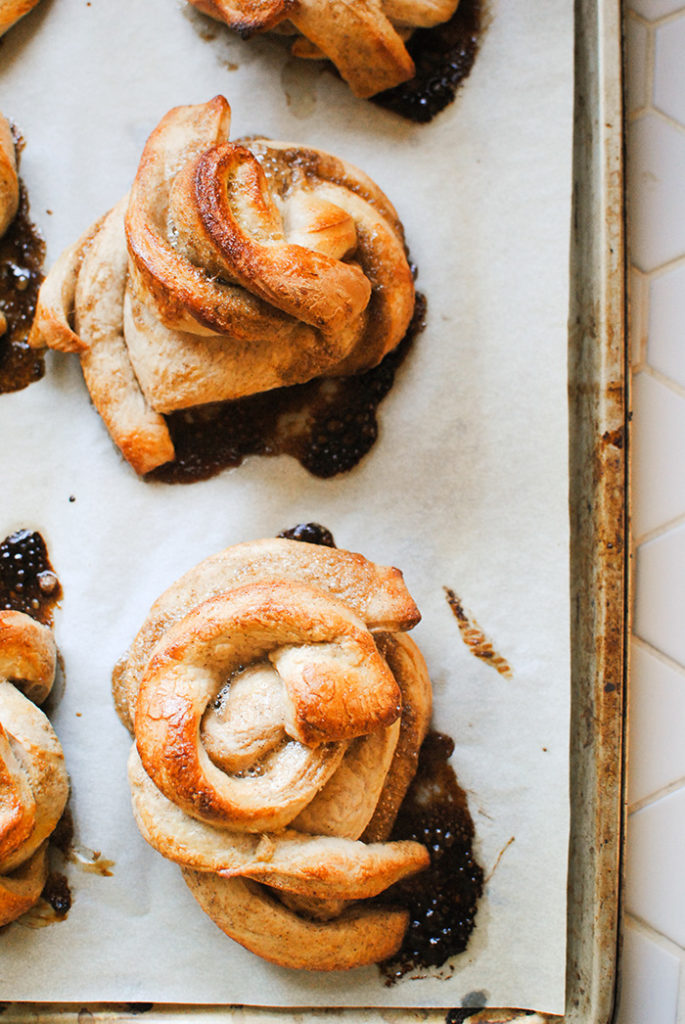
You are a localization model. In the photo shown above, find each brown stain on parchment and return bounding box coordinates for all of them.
[444,588,513,679]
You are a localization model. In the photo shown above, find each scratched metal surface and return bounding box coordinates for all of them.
[1,0,626,1020]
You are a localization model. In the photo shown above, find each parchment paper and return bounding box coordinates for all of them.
[0,0,573,1012]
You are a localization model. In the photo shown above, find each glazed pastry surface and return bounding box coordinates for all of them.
[115,538,432,970]
[0,611,69,926]
[29,96,414,476]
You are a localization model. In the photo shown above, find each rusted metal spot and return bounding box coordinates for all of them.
[601,426,624,448]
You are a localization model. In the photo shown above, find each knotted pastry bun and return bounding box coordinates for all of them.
[114,537,433,970]
[0,0,41,38]
[29,96,415,476]
[0,611,69,926]
[188,1,460,98]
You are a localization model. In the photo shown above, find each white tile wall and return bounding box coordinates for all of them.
[617,4,685,1022]
[619,922,681,1024]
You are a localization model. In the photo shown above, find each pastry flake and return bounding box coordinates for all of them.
[0,611,69,926]
[115,537,433,970]
[30,96,415,476]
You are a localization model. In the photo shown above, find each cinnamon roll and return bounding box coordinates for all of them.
[114,537,433,970]
[188,0,461,98]
[0,611,69,926]
[29,96,415,476]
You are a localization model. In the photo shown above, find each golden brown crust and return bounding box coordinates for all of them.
[191,0,296,35]
[0,613,69,926]
[0,842,48,927]
[187,0,461,98]
[0,610,56,706]
[31,97,414,474]
[0,0,41,38]
[0,114,18,238]
[118,537,431,970]
[166,143,371,335]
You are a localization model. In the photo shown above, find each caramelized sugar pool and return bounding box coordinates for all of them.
[0,529,61,624]
[375,0,483,123]
[0,131,45,394]
[379,731,484,981]
[150,295,426,485]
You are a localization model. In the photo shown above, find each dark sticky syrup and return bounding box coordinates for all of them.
[148,294,426,485]
[0,530,62,624]
[379,731,483,981]
[40,871,72,919]
[277,523,336,547]
[374,0,483,123]
[0,131,46,394]
[50,807,74,856]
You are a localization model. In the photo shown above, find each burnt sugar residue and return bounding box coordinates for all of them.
[149,294,426,485]
[0,130,46,394]
[52,808,115,877]
[379,731,484,982]
[21,809,114,929]
[67,845,115,877]
[444,587,513,679]
[375,0,483,123]
[278,523,336,547]
[0,530,62,624]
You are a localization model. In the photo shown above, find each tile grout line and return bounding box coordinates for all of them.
[632,507,685,549]
[628,776,685,815]
[631,633,685,676]
[624,911,685,959]
[632,362,685,401]
[624,910,685,954]
[632,253,685,281]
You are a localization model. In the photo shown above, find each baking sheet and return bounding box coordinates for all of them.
[0,0,573,1013]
